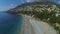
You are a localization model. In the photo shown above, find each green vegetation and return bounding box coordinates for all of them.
[9,2,60,34]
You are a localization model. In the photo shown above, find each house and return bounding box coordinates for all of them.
[56,9,60,17]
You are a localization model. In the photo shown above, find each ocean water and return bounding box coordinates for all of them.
[0,12,22,34]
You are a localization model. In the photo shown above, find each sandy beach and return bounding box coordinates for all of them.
[20,15,58,34]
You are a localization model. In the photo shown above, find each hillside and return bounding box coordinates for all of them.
[8,2,60,34]
[7,2,59,13]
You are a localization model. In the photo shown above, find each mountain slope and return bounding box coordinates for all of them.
[7,1,60,34]
[7,2,59,14]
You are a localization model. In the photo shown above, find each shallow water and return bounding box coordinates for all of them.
[0,12,22,34]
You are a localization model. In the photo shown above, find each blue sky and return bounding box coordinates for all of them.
[0,0,24,11]
[0,0,60,11]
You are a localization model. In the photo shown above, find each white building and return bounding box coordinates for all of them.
[56,10,60,17]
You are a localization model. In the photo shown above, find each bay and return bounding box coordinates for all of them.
[0,11,22,34]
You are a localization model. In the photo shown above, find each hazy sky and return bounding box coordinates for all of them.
[0,0,21,11]
[0,0,60,11]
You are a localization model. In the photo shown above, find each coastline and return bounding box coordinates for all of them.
[20,14,58,34]
[20,14,35,34]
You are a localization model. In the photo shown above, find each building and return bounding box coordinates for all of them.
[56,9,60,17]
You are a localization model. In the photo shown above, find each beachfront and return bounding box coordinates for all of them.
[20,15,57,34]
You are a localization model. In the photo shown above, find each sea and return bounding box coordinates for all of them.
[0,11,22,34]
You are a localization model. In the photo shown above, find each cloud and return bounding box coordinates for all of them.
[10,4,14,6]
[57,1,60,4]
[34,0,52,2]
[26,0,30,2]
[21,0,34,3]
[21,0,53,3]
[26,0,34,2]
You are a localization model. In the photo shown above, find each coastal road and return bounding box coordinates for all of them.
[20,15,57,34]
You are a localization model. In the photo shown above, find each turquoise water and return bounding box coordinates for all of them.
[0,12,22,34]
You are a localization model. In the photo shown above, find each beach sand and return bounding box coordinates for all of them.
[20,15,58,34]
[20,15,35,34]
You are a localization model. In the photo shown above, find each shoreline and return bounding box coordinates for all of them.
[20,15,58,34]
[20,14,36,34]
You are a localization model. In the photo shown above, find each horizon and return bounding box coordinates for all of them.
[0,0,35,11]
[0,0,60,11]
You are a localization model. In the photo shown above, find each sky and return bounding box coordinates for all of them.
[0,0,60,11]
[0,0,21,11]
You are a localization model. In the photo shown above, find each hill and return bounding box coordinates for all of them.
[7,1,60,13]
[7,2,60,34]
